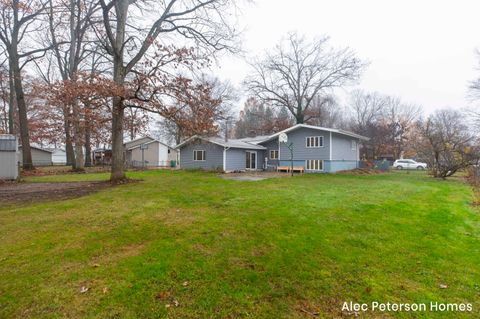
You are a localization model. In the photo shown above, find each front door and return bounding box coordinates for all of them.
[246,151,256,170]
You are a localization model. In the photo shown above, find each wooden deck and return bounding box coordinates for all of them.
[276,166,305,174]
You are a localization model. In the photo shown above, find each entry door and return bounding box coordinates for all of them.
[246,151,256,170]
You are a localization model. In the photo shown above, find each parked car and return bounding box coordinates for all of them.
[393,159,427,170]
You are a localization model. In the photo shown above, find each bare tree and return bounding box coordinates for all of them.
[96,0,239,182]
[43,0,100,170]
[382,96,421,159]
[244,32,366,124]
[304,95,346,128]
[0,0,51,169]
[153,76,233,144]
[349,90,388,159]
[233,97,293,138]
[0,65,10,133]
[348,90,421,160]
[416,109,480,179]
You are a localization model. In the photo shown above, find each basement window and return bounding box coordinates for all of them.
[306,159,324,171]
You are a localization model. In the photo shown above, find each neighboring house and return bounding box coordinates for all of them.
[18,145,53,166]
[176,124,369,173]
[124,136,177,167]
[0,134,19,180]
[45,148,67,165]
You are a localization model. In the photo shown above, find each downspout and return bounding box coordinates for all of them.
[357,139,360,168]
[329,132,332,172]
[223,147,230,172]
[329,132,332,160]
[278,138,281,166]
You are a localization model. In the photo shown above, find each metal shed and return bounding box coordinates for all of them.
[0,134,19,180]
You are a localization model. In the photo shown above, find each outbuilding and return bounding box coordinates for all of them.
[124,136,177,168]
[18,146,53,167]
[45,148,67,165]
[0,134,19,180]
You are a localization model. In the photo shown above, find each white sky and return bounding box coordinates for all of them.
[213,0,480,114]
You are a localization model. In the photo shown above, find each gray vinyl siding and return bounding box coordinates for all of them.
[0,151,18,179]
[259,127,361,173]
[226,148,265,171]
[225,148,245,171]
[257,150,266,169]
[278,127,331,161]
[331,133,359,161]
[328,160,358,172]
[179,139,224,170]
[262,139,280,167]
[18,147,53,166]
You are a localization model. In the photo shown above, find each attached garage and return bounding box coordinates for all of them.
[0,134,19,180]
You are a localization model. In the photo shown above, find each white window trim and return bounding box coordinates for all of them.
[193,149,205,161]
[306,136,324,148]
[305,159,324,171]
[270,149,279,160]
[351,140,357,151]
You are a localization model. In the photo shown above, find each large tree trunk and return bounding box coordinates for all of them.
[295,114,304,124]
[109,0,128,182]
[85,124,92,167]
[111,97,125,181]
[64,116,75,167]
[11,53,33,170]
[8,66,15,134]
[295,105,304,124]
[71,101,85,171]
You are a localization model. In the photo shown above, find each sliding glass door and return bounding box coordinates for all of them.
[246,151,256,170]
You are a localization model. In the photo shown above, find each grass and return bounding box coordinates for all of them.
[1,170,479,318]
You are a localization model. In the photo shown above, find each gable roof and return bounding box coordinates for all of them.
[124,135,156,147]
[175,136,267,150]
[19,145,54,153]
[256,124,369,144]
[44,148,66,153]
[125,138,173,150]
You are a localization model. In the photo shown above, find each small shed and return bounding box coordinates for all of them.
[45,148,67,165]
[0,134,19,180]
[18,146,53,166]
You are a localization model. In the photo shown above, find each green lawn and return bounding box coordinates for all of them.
[0,170,479,318]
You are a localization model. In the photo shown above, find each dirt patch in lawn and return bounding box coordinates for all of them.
[21,166,111,177]
[336,168,385,175]
[219,172,290,181]
[0,181,113,205]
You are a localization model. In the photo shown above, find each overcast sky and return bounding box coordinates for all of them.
[213,0,480,114]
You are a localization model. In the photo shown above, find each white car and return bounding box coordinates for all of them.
[393,159,427,170]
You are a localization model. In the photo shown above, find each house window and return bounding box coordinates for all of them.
[270,150,279,159]
[306,159,323,171]
[306,136,323,148]
[193,150,205,161]
[351,140,357,151]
